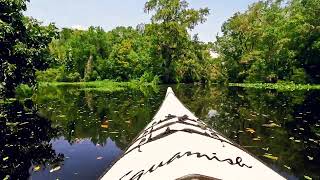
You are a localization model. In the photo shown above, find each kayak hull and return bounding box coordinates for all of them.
[101,88,285,180]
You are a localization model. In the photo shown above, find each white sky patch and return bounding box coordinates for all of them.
[71,24,88,30]
[25,0,260,42]
[210,51,220,59]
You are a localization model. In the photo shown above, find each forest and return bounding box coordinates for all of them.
[1,0,320,97]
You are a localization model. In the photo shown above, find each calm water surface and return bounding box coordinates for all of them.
[1,84,320,179]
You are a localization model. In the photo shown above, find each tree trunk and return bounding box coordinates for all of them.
[84,54,93,81]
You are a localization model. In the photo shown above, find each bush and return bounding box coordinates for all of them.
[139,72,157,83]
[15,84,33,99]
[37,67,82,82]
[84,70,99,82]
[36,68,61,82]
[151,75,160,85]
[66,72,81,82]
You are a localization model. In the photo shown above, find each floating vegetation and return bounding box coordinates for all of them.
[229,83,320,91]
[50,166,61,173]
[11,83,319,179]
[33,165,41,171]
[307,156,314,161]
[3,175,10,180]
[101,124,109,129]
[110,131,119,134]
[1,100,65,179]
[40,80,156,93]
[262,123,280,128]
[284,165,291,170]
[263,153,278,161]
[101,120,109,129]
[252,136,261,141]
[304,175,312,180]
[245,128,255,134]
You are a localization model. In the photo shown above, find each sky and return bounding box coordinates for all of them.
[25,0,259,42]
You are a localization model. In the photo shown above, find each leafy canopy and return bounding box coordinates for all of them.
[144,0,211,83]
[0,0,57,97]
[214,0,320,84]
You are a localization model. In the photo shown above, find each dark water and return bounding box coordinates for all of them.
[1,85,320,180]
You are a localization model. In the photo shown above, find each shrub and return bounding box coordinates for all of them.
[66,72,81,82]
[15,84,33,99]
[36,68,61,82]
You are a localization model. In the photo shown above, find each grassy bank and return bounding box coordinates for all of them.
[39,80,155,92]
[229,83,320,91]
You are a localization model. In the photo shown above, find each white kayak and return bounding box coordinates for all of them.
[101,87,285,180]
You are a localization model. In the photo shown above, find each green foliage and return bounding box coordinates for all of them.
[229,82,320,91]
[49,26,154,82]
[144,0,211,83]
[0,0,58,97]
[45,0,213,84]
[139,72,157,83]
[214,0,320,84]
[106,27,152,81]
[64,72,81,82]
[36,68,61,82]
[15,84,33,99]
[41,80,156,93]
[36,67,81,82]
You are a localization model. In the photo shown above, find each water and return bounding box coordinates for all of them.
[1,84,319,179]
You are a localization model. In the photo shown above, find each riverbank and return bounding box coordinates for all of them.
[40,81,320,92]
[229,83,320,91]
[38,80,156,92]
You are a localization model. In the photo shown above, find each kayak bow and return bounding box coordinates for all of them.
[101,87,285,180]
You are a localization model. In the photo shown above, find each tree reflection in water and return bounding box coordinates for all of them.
[0,100,64,180]
[4,84,319,179]
[173,85,320,179]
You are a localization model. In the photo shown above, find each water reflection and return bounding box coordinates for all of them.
[30,85,163,179]
[34,86,163,149]
[1,85,319,179]
[0,100,63,180]
[173,85,320,179]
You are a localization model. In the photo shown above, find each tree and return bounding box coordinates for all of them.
[0,0,57,97]
[215,0,319,84]
[144,0,210,83]
[42,0,214,84]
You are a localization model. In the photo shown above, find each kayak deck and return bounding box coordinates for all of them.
[101,87,285,180]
